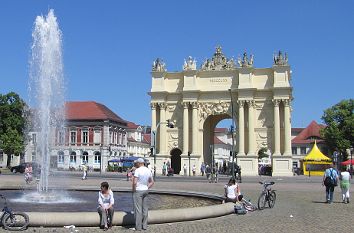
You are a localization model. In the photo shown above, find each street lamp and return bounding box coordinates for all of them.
[229,89,236,179]
[188,151,191,176]
[151,119,175,179]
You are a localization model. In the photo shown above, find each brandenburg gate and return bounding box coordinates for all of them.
[149,47,293,176]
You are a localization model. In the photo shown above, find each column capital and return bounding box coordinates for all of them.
[282,99,290,107]
[157,102,167,109]
[191,101,198,108]
[272,99,281,107]
[246,100,255,108]
[182,102,190,108]
[150,102,157,109]
[237,100,245,107]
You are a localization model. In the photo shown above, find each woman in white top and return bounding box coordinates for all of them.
[224,178,240,203]
[97,182,114,230]
[340,168,351,204]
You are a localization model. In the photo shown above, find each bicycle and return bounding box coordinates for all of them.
[238,195,257,212]
[257,181,276,210]
[0,194,29,231]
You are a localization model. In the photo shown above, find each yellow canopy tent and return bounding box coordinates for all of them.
[303,141,332,176]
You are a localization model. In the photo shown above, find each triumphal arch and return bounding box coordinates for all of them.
[149,47,293,176]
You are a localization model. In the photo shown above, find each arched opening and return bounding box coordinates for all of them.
[203,115,236,175]
[170,148,182,174]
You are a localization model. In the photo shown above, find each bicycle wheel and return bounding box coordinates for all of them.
[243,201,257,212]
[2,212,29,231]
[257,192,267,210]
[268,191,276,208]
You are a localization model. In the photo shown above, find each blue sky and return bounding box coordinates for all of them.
[0,0,353,128]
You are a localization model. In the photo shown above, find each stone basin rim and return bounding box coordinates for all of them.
[1,187,233,227]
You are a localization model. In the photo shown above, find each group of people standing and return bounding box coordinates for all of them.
[322,163,351,204]
[98,158,154,231]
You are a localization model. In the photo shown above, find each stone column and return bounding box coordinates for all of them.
[159,103,167,154]
[151,103,157,148]
[273,99,281,155]
[191,102,198,155]
[247,100,256,155]
[151,103,157,133]
[283,99,292,155]
[238,100,245,155]
[183,102,189,155]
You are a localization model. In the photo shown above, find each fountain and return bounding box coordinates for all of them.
[27,9,66,200]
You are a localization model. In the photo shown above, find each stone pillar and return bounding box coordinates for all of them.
[283,99,291,155]
[159,103,167,154]
[273,99,281,155]
[151,103,157,133]
[191,102,198,155]
[247,100,256,155]
[183,102,189,155]
[238,100,245,155]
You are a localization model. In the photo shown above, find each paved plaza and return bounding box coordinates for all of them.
[0,172,353,233]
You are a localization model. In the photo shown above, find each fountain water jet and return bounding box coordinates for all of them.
[29,9,65,193]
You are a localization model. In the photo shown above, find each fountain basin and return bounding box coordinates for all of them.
[1,188,233,227]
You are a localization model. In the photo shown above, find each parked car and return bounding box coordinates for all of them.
[10,162,41,176]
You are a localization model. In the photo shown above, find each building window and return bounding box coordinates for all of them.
[292,147,297,155]
[300,147,307,155]
[58,151,64,163]
[0,151,3,162]
[94,129,101,144]
[32,133,37,145]
[70,131,77,144]
[58,131,65,145]
[82,129,88,144]
[82,151,88,164]
[94,152,101,164]
[70,152,77,163]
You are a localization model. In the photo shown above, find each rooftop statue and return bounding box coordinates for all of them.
[273,50,288,66]
[152,58,166,72]
[200,46,235,71]
[183,56,197,70]
[237,52,254,67]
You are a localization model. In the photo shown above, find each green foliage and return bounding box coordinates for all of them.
[258,147,269,159]
[0,92,26,167]
[321,99,354,159]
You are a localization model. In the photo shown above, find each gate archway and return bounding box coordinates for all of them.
[170,148,182,174]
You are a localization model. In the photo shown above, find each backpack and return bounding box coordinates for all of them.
[234,204,247,215]
[324,168,337,187]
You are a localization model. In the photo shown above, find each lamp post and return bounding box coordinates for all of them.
[229,89,236,179]
[188,151,191,176]
[151,119,174,179]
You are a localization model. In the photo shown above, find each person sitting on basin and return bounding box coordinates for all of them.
[97,181,114,230]
[223,178,240,203]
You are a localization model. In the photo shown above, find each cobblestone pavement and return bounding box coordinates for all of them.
[0,172,353,233]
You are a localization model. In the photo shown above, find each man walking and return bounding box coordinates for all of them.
[132,158,154,231]
[323,163,339,204]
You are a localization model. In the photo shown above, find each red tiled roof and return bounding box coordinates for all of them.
[292,128,304,133]
[292,120,325,144]
[142,134,151,144]
[214,136,227,145]
[214,128,228,133]
[65,101,126,125]
[127,121,140,129]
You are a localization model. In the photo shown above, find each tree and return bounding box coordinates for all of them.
[321,99,354,159]
[258,147,269,159]
[0,92,26,167]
